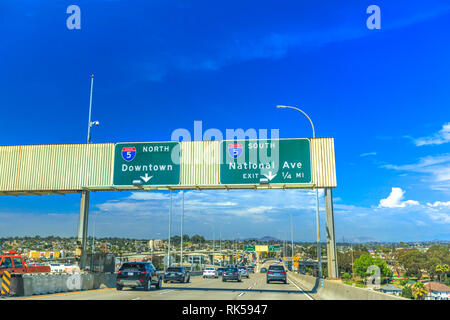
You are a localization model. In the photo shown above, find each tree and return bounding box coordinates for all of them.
[353,254,392,284]
[401,286,413,299]
[411,281,428,300]
[436,264,449,283]
[426,245,450,280]
[338,247,369,276]
[395,249,427,279]
[191,235,205,244]
[353,254,373,282]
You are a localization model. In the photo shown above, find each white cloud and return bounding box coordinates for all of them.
[425,209,450,224]
[246,206,274,214]
[378,187,419,208]
[427,201,450,207]
[382,154,450,190]
[128,192,169,200]
[414,122,450,146]
[360,152,377,157]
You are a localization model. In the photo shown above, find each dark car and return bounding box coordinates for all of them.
[116,262,162,291]
[266,264,287,284]
[247,266,255,273]
[260,267,267,273]
[164,266,190,283]
[222,267,241,282]
[217,267,226,276]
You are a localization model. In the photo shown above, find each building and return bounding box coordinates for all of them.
[425,282,450,300]
[27,250,63,259]
[379,284,402,296]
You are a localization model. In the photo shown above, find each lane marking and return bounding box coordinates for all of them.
[158,289,176,295]
[132,297,141,300]
[17,288,114,300]
[288,279,314,300]
[238,292,245,297]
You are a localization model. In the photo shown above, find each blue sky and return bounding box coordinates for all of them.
[0,1,449,241]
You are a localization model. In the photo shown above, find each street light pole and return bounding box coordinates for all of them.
[167,190,173,270]
[78,74,100,270]
[92,210,98,254]
[180,190,184,266]
[219,230,222,267]
[290,213,294,258]
[276,105,322,278]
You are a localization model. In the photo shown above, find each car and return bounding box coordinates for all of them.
[163,266,190,283]
[247,266,255,273]
[203,267,218,278]
[260,267,267,273]
[222,267,241,282]
[217,267,226,276]
[238,267,250,278]
[266,264,287,284]
[116,262,162,291]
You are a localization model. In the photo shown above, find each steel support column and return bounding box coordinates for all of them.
[77,190,90,269]
[325,187,338,278]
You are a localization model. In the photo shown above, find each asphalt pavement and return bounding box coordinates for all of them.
[9,264,313,300]
[12,269,314,300]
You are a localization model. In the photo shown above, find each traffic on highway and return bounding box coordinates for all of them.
[7,259,315,301]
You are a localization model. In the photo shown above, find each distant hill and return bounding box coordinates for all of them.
[347,236,378,243]
[242,236,280,242]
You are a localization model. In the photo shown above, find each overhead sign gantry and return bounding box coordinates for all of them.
[0,137,338,278]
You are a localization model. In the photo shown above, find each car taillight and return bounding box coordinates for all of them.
[140,272,146,275]
[281,271,286,274]
[223,272,227,275]
[234,272,238,275]
[267,271,273,274]
[118,271,122,274]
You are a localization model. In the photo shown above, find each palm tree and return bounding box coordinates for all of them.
[444,264,450,282]
[436,264,449,282]
[411,281,428,300]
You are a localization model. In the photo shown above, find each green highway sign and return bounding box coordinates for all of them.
[244,245,255,252]
[268,245,281,252]
[220,139,311,185]
[113,142,180,186]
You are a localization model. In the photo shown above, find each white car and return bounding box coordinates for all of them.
[203,267,218,278]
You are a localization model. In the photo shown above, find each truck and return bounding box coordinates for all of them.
[0,250,51,276]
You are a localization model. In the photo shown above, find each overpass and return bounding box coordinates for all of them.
[0,138,339,278]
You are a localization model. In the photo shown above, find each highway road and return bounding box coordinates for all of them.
[7,260,317,300]
[13,273,314,300]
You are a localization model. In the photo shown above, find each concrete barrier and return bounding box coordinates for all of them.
[93,273,116,289]
[289,272,407,300]
[35,274,43,295]
[11,272,141,297]
[22,274,33,296]
[48,275,57,294]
